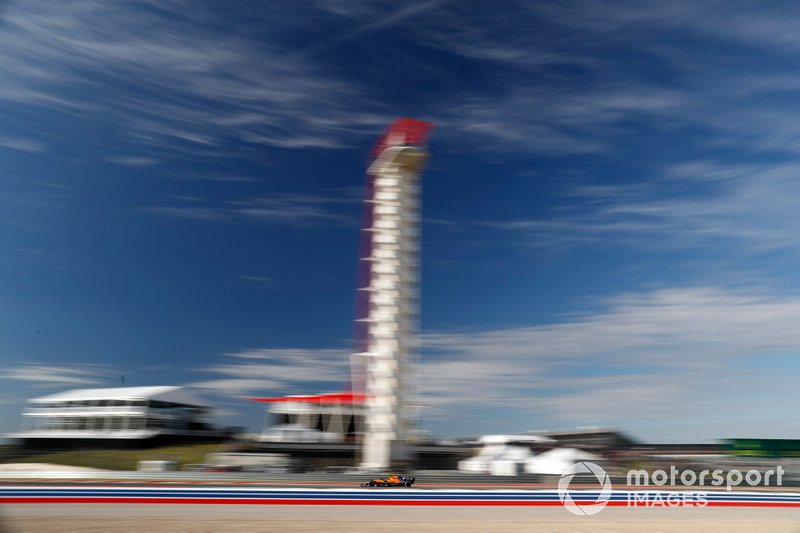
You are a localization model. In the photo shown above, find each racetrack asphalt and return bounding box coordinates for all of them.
[3,503,800,532]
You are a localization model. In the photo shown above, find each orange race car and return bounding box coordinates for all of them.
[360,474,416,487]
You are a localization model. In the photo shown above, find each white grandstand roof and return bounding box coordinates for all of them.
[30,385,209,407]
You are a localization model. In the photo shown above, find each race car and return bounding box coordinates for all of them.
[360,474,416,487]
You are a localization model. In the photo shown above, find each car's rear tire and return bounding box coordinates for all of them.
[404,481,411,487]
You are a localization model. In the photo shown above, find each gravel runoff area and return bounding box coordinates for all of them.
[3,505,800,533]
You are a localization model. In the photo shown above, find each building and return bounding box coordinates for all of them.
[246,392,474,470]
[458,434,556,475]
[251,392,367,443]
[356,118,432,469]
[7,385,231,449]
[531,428,638,451]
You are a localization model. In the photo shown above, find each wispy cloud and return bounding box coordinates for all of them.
[177,174,258,183]
[8,0,799,163]
[314,2,800,158]
[0,136,45,153]
[3,364,109,386]
[108,156,158,167]
[193,348,350,396]
[299,0,447,58]
[144,192,358,227]
[143,206,228,221]
[435,85,687,153]
[0,1,385,158]
[229,194,356,226]
[474,159,800,254]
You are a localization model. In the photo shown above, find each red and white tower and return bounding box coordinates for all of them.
[356,118,432,470]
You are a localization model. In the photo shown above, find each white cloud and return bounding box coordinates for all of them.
[193,348,351,397]
[477,159,800,254]
[0,1,385,156]
[343,2,800,158]
[5,0,792,163]
[0,136,45,153]
[434,85,688,153]
[3,364,109,386]
[416,285,800,439]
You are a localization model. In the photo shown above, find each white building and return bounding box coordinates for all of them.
[458,434,556,475]
[524,447,602,475]
[252,392,366,443]
[7,385,229,447]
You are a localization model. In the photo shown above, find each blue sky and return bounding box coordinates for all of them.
[3,1,800,443]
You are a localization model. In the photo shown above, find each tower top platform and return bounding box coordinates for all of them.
[370,118,433,162]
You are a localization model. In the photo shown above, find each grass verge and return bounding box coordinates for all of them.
[4,443,228,471]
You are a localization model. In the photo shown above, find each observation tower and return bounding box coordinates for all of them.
[356,118,432,470]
